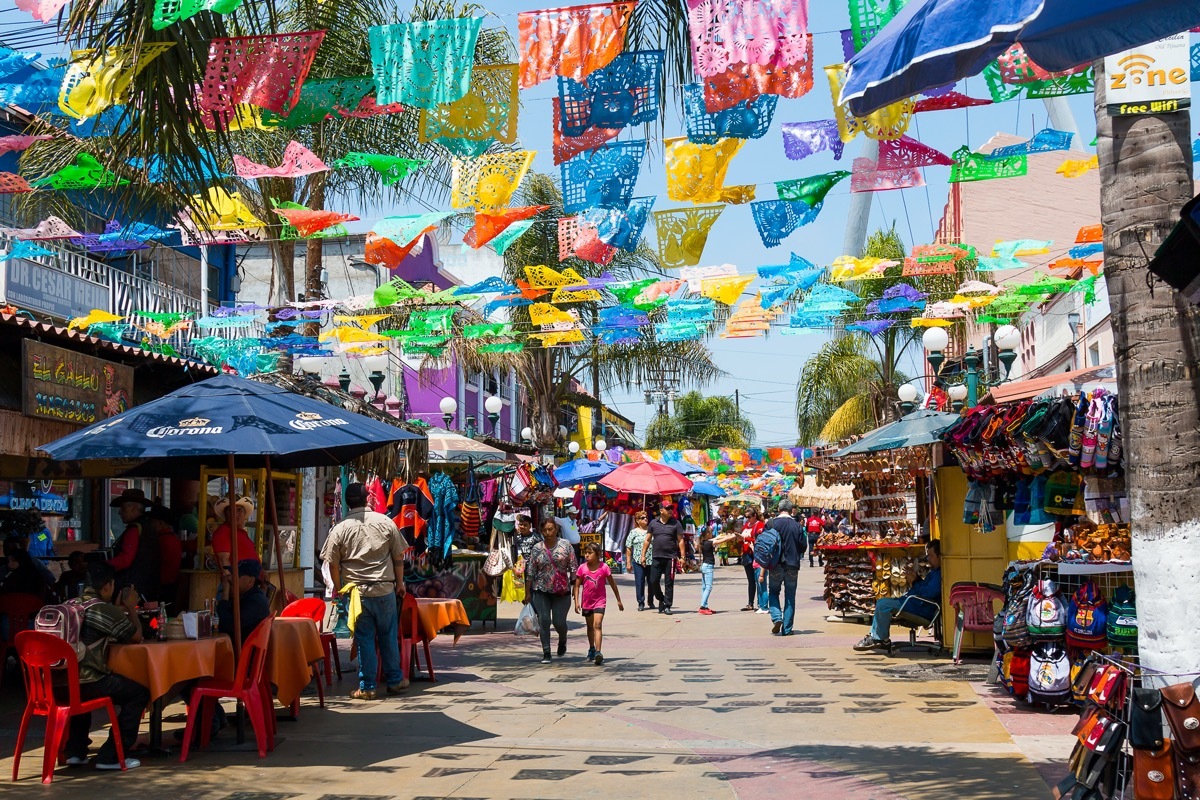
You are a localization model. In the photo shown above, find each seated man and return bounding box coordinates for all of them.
[55,550,89,601]
[216,559,271,643]
[64,562,149,771]
[854,539,942,652]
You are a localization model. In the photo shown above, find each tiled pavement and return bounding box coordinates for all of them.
[0,563,1075,798]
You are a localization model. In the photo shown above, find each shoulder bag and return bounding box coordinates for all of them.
[1131,687,1166,750]
[1133,741,1175,800]
[1162,682,1200,755]
[483,527,514,577]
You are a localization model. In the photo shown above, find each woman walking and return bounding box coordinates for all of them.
[624,511,653,611]
[523,520,578,663]
[739,508,767,612]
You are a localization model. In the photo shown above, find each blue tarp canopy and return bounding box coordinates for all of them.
[553,458,617,486]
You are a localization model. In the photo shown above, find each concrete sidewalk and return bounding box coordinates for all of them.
[0,562,1075,798]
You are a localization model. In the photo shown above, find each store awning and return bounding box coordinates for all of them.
[834,409,960,457]
[426,430,508,463]
[985,363,1116,404]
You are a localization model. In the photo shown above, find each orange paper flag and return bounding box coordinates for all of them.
[464,205,549,248]
[276,208,360,237]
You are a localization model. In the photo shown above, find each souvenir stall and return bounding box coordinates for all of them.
[937,390,1134,709]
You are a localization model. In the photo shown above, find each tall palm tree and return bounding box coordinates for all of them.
[644,391,754,449]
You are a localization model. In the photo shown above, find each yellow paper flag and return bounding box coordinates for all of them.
[701,275,754,305]
[826,64,915,143]
[59,43,174,120]
[450,151,536,209]
[666,137,754,205]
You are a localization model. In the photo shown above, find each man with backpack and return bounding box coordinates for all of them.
[761,501,806,636]
[58,561,149,771]
[854,539,942,651]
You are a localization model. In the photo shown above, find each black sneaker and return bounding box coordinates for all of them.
[540,651,552,663]
[772,620,782,635]
[853,635,886,652]
[557,641,567,657]
[663,607,673,616]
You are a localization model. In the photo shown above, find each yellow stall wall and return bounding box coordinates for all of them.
[934,466,1008,653]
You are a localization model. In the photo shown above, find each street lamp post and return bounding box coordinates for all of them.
[484,395,503,438]
[922,325,1021,411]
[439,397,457,429]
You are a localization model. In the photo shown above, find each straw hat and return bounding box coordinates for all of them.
[213,496,254,520]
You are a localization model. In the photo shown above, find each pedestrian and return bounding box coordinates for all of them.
[524,519,578,663]
[805,509,824,567]
[321,482,409,701]
[623,510,653,611]
[766,501,806,636]
[106,488,159,600]
[574,541,623,664]
[739,508,767,612]
[512,511,541,564]
[647,502,686,615]
[63,561,149,771]
[698,526,738,615]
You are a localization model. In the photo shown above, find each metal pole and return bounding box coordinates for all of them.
[735,389,740,415]
[964,349,981,409]
[264,456,290,606]
[199,245,209,310]
[225,454,242,654]
[841,139,879,258]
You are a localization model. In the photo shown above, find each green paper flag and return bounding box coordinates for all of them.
[610,279,657,305]
[1071,274,1099,304]
[776,171,851,207]
[464,322,513,338]
[849,0,908,51]
[32,153,129,190]
[261,78,374,127]
[135,310,191,326]
[374,279,423,307]
[489,220,535,254]
[331,153,428,185]
[409,308,454,335]
[948,146,1027,183]
[478,341,524,354]
[1011,275,1076,296]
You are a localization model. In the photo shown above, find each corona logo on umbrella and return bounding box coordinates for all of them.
[146,417,225,438]
[288,411,349,431]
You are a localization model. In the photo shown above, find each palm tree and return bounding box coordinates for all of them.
[443,172,723,449]
[644,391,754,449]
[1093,66,1200,675]
[21,0,510,303]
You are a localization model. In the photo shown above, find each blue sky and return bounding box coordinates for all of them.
[441,0,1103,446]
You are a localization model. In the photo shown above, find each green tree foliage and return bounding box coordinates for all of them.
[644,391,754,449]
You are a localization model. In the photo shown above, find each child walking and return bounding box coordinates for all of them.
[699,527,738,615]
[574,541,624,665]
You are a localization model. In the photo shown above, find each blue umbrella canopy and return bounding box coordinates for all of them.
[833,409,960,456]
[38,374,423,469]
[553,458,617,486]
[689,481,727,498]
[842,0,1200,115]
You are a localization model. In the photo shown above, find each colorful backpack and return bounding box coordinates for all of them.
[1027,578,1067,639]
[1008,649,1032,697]
[1066,579,1108,650]
[1002,570,1036,650]
[1028,641,1072,705]
[34,598,103,667]
[1106,585,1138,648]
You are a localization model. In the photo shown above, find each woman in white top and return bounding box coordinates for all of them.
[623,511,653,611]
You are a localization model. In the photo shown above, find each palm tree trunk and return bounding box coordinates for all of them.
[1094,61,1200,675]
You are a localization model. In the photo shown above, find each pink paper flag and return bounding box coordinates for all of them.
[850,157,923,193]
[876,135,952,170]
[0,135,53,156]
[0,216,81,240]
[15,0,69,23]
[233,141,328,178]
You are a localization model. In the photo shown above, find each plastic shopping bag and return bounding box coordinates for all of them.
[515,602,539,636]
[501,568,523,603]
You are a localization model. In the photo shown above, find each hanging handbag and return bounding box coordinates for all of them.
[1131,687,1167,750]
[460,468,482,540]
[1133,741,1175,800]
[1162,682,1200,755]
[483,527,514,577]
[1176,746,1200,800]
[508,464,534,504]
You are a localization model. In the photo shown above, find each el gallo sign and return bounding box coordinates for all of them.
[1104,33,1191,116]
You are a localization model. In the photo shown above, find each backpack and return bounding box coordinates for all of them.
[1002,570,1036,649]
[1028,641,1072,705]
[34,597,103,667]
[1008,649,1032,697]
[1066,580,1108,650]
[1106,585,1138,648]
[1026,578,1067,639]
[753,527,782,570]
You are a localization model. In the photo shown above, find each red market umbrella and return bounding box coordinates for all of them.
[598,461,693,496]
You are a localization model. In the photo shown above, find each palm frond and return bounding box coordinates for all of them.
[819,394,877,442]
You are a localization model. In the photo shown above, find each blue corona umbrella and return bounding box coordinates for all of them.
[842,0,1200,116]
[553,458,617,486]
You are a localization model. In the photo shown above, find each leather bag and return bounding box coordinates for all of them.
[1176,745,1200,800]
[1132,741,1174,800]
[1131,687,1166,750]
[1162,682,1200,755]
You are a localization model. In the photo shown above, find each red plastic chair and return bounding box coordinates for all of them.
[12,631,127,784]
[179,617,275,761]
[400,593,434,682]
[949,582,1005,665]
[280,598,326,710]
[0,593,45,692]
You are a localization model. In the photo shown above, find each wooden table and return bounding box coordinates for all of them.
[414,597,470,644]
[268,617,325,707]
[108,636,235,751]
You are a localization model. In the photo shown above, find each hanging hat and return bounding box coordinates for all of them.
[109,488,151,508]
[214,496,254,520]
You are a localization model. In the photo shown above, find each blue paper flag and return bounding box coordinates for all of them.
[749,200,825,248]
[683,84,777,145]
[456,276,517,295]
[0,240,57,261]
[558,51,663,137]
[0,47,40,80]
[1069,242,1104,259]
[988,128,1074,159]
[600,329,641,345]
[581,196,655,251]
[847,320,894,336]
[561,141,647,214]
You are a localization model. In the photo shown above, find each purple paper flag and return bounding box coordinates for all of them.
[781,120,845,162]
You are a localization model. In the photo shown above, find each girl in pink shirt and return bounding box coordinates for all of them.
[574,541,624,665]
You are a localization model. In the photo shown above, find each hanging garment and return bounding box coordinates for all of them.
[390,478,433,551]
[428,472,460,568]
[365,476,388,514]
[460,469,482,540]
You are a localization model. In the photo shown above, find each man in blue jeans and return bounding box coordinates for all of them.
[765,501,806,636]
[854,540,942,651]
[321,482,409,700]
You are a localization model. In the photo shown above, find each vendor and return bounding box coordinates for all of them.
[854,540,942,652]
[211,496,259,568]
[107,488,160,599]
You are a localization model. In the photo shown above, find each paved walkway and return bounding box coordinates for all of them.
[0,563,1075,798]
